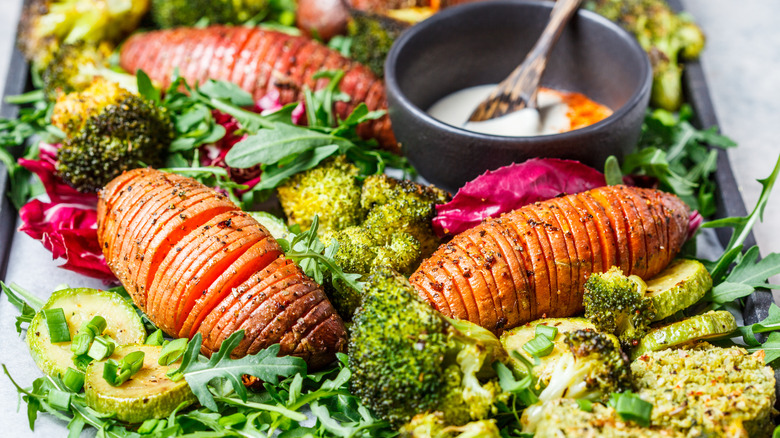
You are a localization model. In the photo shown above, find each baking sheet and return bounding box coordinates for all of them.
[0,5,771,437]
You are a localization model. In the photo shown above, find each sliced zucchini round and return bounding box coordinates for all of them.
[631,310,736,360]
[501,318,601,381]
[645,259,712,321]
[84,345,196,423]
[26,288,146,378]
[249,211,291,241]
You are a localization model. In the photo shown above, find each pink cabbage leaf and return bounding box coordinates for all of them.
[17,143,115,281]
[433,158,608,236]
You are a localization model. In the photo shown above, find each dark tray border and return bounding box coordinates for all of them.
[0,1,771,333]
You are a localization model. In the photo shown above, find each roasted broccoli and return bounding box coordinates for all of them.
[585,0,706,110]
[276,155,366,234]
[583,267,656,348]
[41,42,137,101]
[520,329,633,430]
[530,399,684,437]
[18,0,149,68]
[400,412,501,438]
[52,78,174,192]
[347,8,435,77]
[360,173,450,258]
[632,342,776,437]
[349,267,507,428]
[151,0,272,28]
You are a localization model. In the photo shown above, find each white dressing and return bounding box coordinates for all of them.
[427,84,573,137]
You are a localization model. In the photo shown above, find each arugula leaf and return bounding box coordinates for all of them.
[198,80,255,107]
[136,70,160,105]
[172,331,306,411]
[623,107,736,216]
[603,155,623,186]
[739,303,780,347]
[702,154,780,282]
[226,123,349,168]
[748,331,780,365]
[1,281,44,334]
[278,215,365,294]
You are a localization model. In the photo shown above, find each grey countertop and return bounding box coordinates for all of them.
[0,0,779,435]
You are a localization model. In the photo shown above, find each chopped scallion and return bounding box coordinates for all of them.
[103,350,145,387]
[72,353,92,371]
[87,336,115,361]
[138,419,162,434]
[615,392,653,427]
[86,316,107,335]
[62,367,85,393]
[44,308,70,343]
[576,399,593,412]
[523,334,554,357]
[158,338,188,365]
[535,324,558,341]
[145,329,164,346]
[70,332,92,356]
[47,388,72,411]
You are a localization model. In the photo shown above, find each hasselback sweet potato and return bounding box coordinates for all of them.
[409,185,690,333]
[119,26,396,151]
[97,168,347,368]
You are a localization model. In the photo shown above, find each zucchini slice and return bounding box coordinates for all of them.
[645,259,712,321]
[26,288,146,377]
[631,311,736,360]
[501,318,600,380]
[85,345,196,422]
[249,211,291,241]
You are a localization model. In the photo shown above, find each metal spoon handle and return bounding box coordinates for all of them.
[468,0,582,122]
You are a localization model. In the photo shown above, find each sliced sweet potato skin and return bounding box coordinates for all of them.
[97,168,347,369]
[410,186,690,334]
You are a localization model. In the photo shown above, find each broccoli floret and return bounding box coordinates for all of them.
[151,0,269,28]
[585,0,705,110]
[41,42,137,101]
[277,155,366,234]
[53,78,174,192]
[18,0,149,68]
[583,267,656,348]
[530,399,684,437]
[361,173,450,257]
[520,329,633,430]
[349,267,507,428]
[400,412,501,438]
[632,342,776,437]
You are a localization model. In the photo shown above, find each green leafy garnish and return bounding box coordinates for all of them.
[1,281,43,334]
[623,106,736,216]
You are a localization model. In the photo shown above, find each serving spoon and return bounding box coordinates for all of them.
[468,0,583,122]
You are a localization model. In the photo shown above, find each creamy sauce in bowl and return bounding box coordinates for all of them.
[427,84,613,137]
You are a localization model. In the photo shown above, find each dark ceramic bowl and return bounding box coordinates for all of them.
[385,0,652,192]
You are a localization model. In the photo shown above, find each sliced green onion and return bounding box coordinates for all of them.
[62,367,85,393]
[523,334,554,357]
[219,412,247,428]
[103,359,120,386]
[47,388,72,411]
[145,329,164,346]
[86,316,107,335]
[44,308,70,343]
[615,392,653,427]
[138,419,162,434]
[72,353,92,371]
[70,332,92,356]
[88,336,115,361]
[103,350,145,387]
[158,338,188,365]
[576,399,593,412]
[535,324,558,340]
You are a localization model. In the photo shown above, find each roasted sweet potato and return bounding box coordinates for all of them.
[119,26,396,151]
[97,168,347,368]
[409,185,690,333]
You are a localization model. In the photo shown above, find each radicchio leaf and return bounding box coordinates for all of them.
[432,158,607,236]
[17,143,115,281]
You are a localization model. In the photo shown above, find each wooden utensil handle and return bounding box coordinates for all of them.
[469,0,582,121]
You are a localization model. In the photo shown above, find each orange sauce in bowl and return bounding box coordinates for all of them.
[558,90,613,132]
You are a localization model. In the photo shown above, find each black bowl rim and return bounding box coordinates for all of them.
[384,0,653,147]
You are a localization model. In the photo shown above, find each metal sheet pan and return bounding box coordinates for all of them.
[0,1,773,434]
